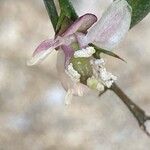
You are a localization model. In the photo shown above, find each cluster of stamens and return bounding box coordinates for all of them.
[65,47,117,93]
[74,47,95,58]
[65,63,81,83]
[91,58,117,88]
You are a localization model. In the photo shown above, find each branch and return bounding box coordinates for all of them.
[110,83,150,136]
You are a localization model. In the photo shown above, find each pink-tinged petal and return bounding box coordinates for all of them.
[72,83,90,96]
[85,0,132,50]
[27,37,63,66]
[32,39,54,56]
[62,13,97,37]
[62,34,77,46]
[57,51,74,91]
[61,45,74,67]
[56,51,90,97]
[75,32,86,48]
[65,83,90,105]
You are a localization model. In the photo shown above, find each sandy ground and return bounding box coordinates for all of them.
[0,0,150,149]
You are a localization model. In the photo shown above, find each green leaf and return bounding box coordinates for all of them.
[55,0,78,35]
[58,0,78,21]
[43,0,59,31]
[55,12,73,35]
[127,0,150,28]
[90,44,126,62]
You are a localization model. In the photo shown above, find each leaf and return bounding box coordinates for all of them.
[55,12,73,35]
[58,0,78,21]
[43,0,59,31]
[90,43,126,62]
[126,0,150,28]
[56,0,78,35]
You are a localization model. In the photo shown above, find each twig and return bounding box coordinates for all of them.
[110,83,150,136]
[99,87,108,97]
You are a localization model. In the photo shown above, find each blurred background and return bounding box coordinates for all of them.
[0,0,150,149]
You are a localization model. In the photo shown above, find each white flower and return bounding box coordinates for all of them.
[28,0,131,104]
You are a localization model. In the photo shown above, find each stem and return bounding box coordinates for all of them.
[99,87,108,97]
[110,83,150,136]
[43,0,59,31]
[56,0,78,35]
[58,0,78,21]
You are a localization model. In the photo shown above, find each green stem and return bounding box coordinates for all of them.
[43,0,59,31]
[110,83,150,136]
[58,0,78,21]
[56,0,78,35]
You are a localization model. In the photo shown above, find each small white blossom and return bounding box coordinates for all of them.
[65,63,81,82]
[74,47,95,58]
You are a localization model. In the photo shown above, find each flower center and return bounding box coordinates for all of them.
[74,47,95,58]
[65,63,81,82]
[90,58,117,88]
[70,46,95,84]
[65,46,117,91]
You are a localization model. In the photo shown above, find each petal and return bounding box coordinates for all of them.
[65,83,90,105]
[75,32,87,48]
[72,83,90,96]
[62,13,97,37]
[57,50,74,91]
[27,37,63,66]
[85,0,132,50]
[57,51,90,96]
[65,89,73,105]
[61,45,74,67]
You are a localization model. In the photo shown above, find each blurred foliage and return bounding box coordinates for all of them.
[126,0,150,28]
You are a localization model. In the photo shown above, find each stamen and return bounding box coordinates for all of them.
[99,67,117,88]
[65,63,81,82]
[74,46,95,58]
[91,59,117,88]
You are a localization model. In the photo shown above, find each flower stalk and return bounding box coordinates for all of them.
[111,83,150,136]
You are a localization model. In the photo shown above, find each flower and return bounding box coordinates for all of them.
[28,0,132,104]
